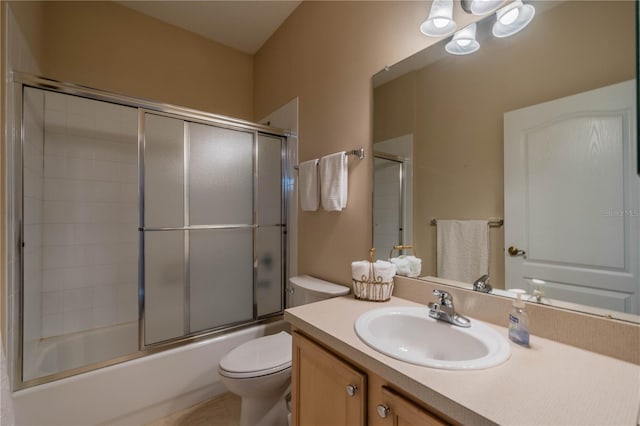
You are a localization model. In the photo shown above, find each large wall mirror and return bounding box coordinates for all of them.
[373,0,639,322]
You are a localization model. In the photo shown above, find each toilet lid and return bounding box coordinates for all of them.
[219,331,292,379]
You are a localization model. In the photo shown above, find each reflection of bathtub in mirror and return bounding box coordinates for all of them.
[372,0,639,322]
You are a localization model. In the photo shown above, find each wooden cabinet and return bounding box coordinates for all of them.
[292,331,452,426]
[292,331,367,426]
[372,386,448,426]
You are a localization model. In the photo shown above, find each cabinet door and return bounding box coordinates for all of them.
[292,332,366,426]
[376,387,449,426]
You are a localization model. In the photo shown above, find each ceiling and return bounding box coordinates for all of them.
[119,1,302,55]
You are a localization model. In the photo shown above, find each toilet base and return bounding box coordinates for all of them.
[240,383,290,426]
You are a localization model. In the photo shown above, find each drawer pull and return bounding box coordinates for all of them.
[346,384,358,396]
[377,404,390,418]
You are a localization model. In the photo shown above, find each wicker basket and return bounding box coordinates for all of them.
[352,248,394,302]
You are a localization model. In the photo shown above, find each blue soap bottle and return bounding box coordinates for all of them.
[508,289,530,346]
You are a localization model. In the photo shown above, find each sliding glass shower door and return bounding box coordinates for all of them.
[15,77,287,388]
[142,112,284,345]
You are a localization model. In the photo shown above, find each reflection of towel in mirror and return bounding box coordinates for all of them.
[436,220,489,284]
[390,256,422,278]
[351,260,397,282]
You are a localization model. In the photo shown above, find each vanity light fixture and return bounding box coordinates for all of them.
[445,23,480,55]
[420,0,457,37]
[492,0,535,38]
[461,0,505,16]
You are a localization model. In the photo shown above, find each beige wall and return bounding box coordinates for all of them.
[14,1,254,120]
[254,1,482,286]
[374,1,635,288]
[373,71,416,144]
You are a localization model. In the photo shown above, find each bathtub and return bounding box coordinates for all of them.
[13,319,288,426]
[25,322,139,381]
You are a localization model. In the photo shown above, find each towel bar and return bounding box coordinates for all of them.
[293,148,365,170]
[430,218,504,228]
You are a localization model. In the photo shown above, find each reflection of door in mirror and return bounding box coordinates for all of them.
[505,80,638,314]
[373,135,413,260]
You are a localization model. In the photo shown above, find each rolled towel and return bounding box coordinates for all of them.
[406,256,422,278]
[351,260,370,281]
[351,260,397,282]
[373,260,397,282]
[389,257,411,276]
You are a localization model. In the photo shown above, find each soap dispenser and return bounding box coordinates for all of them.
[508,289,530,346]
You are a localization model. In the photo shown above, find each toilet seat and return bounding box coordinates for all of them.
[219,331,292,379]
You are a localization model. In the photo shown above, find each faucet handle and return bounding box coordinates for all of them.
[432,289,452,307]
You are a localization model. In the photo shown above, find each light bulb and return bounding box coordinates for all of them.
[500,8,520,25]
[445,23,479,55]
[492,0,535,38]
[433,18,450,28]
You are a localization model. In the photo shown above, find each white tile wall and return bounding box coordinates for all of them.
[40,91,139,338]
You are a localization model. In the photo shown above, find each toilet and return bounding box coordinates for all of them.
[218,275,350,426]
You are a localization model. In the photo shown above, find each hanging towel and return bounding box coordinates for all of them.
[299,159,319,211]
[436,220,489,284]
[320,152,348,211]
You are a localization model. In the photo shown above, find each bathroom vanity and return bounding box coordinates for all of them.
[292,330,450,425]
[285,295,640,425]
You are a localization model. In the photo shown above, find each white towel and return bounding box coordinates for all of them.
[390,255,422,278]
[389,257,411,276]
[351,260,397,283]
[406,256,422,278]
[299,159,319,211]
[436,220,489,284]
[320,152,348,211]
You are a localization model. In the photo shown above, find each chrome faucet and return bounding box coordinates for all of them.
[428,289,471,328]
[473,274,492,293]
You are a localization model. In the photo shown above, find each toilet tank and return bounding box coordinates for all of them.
[288,275,350,308]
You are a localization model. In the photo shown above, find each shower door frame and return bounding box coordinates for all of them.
[7,72,291,390]
[373,151,407,253]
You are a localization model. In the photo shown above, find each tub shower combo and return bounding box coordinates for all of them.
[7,73,291,395]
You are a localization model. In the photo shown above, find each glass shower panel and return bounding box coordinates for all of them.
[22,87,139,381]
[22,87,45,382]
[189,229,253,333]
[256,134,284,317]
[189,123,253,225]
[256,226,283,317]
[257,135,283,225]
[144,114,184,228]
[144,231,185,344]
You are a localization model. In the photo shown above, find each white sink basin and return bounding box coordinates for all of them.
[355,306,511,370]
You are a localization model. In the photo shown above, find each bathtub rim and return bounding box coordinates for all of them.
[15,313,284,391]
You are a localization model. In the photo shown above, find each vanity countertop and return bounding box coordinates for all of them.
[285,295,640,425]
